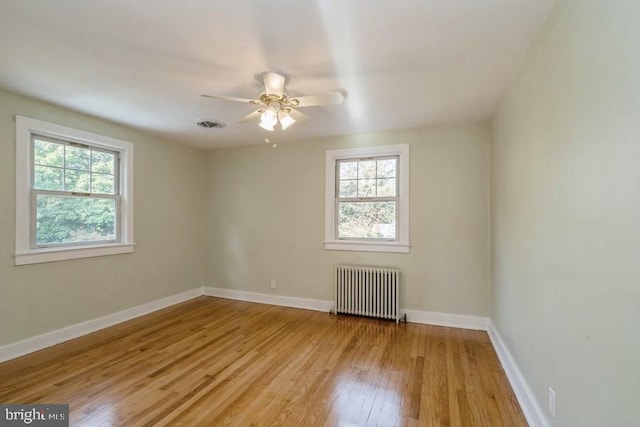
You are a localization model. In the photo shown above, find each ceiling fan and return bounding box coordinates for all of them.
[201,72,344,131]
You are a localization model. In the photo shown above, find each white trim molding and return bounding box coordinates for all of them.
[404,309,489,331]
[0,288,202,363]
[14,242,135,265]
[487,322,550,427]
[204,287,334,312]
[323,240,410,253]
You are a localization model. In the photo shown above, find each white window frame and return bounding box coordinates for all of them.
[325,143,410,253]
[15,115,134,265]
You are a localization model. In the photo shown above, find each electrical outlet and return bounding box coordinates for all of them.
[270,279,277,289]
[548,387,556,418]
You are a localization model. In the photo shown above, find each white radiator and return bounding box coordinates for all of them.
[333,265,403,323]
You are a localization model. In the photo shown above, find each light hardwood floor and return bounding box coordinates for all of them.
[0,297,526,426]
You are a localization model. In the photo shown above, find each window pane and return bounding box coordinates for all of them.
[92,151,115,174]
[338,201,396,239]
[339,180,357,198]
[65,170,91,192]
[377,178,396,197]
[66,145,91,171]
[35,195,116,245]
[358,160,376,179]
[358,179,376,197]
[34,165,63,190]
[92,173,115,194]
[339,161,358,180]
[34,139,63,167]
[377,158,397,178]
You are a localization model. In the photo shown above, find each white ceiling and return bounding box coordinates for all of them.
[0,1,554,149]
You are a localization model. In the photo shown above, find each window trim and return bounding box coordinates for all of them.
[15,115,134,265]
[325,143,410,253]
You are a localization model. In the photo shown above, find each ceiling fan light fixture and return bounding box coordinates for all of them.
[260,106,278,127]
[278,110,296,130]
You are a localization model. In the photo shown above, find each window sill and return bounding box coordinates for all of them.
[324,240,410,253]
[14,243,135,265]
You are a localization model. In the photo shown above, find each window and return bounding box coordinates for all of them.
[325,144,409,253]
[15,116,134,265]
[336,157,398,239]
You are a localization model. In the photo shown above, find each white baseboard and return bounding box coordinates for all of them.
[203,287,334,312]
[487,322,550,427]
[0,287,203,363]
[404,309,488,331]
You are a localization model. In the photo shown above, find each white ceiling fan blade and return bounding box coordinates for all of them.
[201,94,260,104]
[288,108,310,122]
[291,92,344,107]
[238,109,264,123]
[263,72,285,97]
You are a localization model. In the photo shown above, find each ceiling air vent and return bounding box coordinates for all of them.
[195,120,226,129]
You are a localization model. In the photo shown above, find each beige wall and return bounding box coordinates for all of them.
[205,124,491,316]
[0,89,206,346]
[491,0,640,425]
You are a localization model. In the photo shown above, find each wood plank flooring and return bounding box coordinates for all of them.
[0,297,526,426]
